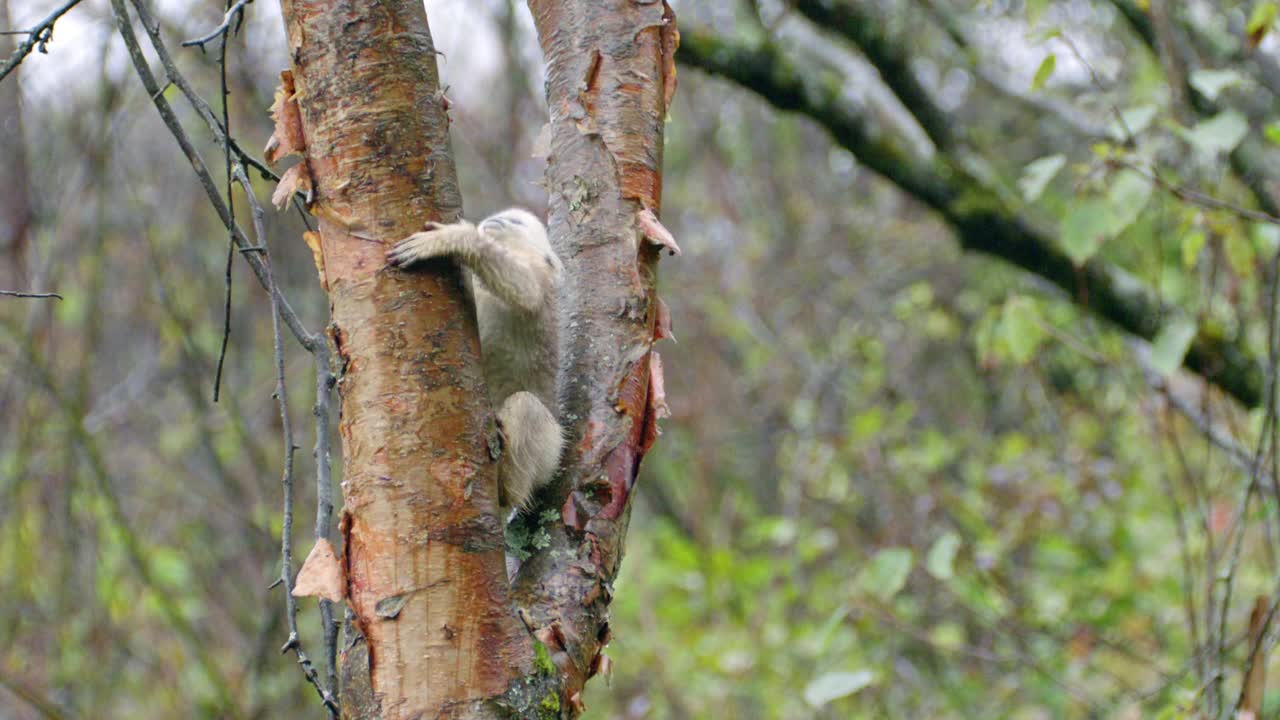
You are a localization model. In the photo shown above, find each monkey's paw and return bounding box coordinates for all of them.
[385,229,447,269]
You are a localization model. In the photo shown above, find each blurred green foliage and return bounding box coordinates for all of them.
[5,0,1280,718]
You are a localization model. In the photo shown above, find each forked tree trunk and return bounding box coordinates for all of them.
[275,1,677,717]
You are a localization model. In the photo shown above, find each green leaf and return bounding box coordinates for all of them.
[1060,198,1114,265]
[1182,111,1249,156]
[858,548,913,601]
[1109,104,1158,140]
[1031,54,1056,91]
[1018,154,1066,202]
[1149,319,1197,377]
[973,309,1000,366]
[1189,69,1246,102]
[1264,121,1280,146]
[930,623,965,651]
[803,671,876,708]
[1254,223,1280,256]
[1225,231,1256,276]
[850,408,884,442]
[926,532,962,581]
[1104,169,1152,236]
[1001,296,1047,364]
[1248,1,1278,44]
[1181,230,1206,268]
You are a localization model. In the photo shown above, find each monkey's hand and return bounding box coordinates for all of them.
[385,220,478,268]
[495,391,563,511]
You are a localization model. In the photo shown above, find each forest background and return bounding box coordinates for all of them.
[5,0,1280,718]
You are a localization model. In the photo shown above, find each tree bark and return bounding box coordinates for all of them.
[275,2,533,717]
[511,1,679,715]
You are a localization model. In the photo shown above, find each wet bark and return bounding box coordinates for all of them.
[276,2,533,717]
[510,1,679,715]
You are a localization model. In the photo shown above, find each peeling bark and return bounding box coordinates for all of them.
[275,2,532,717]
[513,1,679,713]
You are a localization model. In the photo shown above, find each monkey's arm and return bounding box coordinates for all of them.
[387,220,556,312]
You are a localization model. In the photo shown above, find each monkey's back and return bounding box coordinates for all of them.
[473,281,559,416]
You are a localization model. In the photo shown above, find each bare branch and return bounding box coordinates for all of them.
[108,0,320,353]
[918,0,1110,140]
[0,289,61,299]
[1112,159,1280,227]
[678,28,1266,408]
[234,164,339,716]
[182,0,252,49]
[0,0,82,83]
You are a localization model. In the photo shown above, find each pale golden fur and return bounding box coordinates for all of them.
[387,208,564,511]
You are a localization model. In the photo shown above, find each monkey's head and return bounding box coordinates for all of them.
[480,209,549,249]
[480,208,563,276]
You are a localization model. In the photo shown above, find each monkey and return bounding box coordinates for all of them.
[386,208,564,513]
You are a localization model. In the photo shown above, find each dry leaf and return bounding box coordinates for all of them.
[637,208,681,256]
[292,538,345,602]
[302,231,327,291]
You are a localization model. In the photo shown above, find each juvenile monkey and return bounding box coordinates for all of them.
[386,209,564,512]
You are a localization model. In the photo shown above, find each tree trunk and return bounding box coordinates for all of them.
[511,1,679,714]
[275,2,533,717]
[277,1,677,716]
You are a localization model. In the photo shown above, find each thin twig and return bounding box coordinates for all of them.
[1113,159,1280,227]
[0,289,61,299]
[234,164,339,716]
[182,0,252,48]
[212,1,237,402]
[110,0,318,352]
[1151,374,1269,482]
[1058,33,1136,145]
[1211,241,1280,713]
[0,0,83,83]
[312,342,339,695]
[917,0,1111,140]
[114,3,337,706]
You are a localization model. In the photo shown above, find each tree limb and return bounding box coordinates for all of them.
[0,0,81,83]
[678,29,1264,408]
[792,0,954,150]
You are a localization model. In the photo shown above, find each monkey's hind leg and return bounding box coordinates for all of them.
[495,391,563,511]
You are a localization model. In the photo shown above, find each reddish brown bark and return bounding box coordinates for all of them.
[275,2,532,717]
[513,0,679,713]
